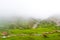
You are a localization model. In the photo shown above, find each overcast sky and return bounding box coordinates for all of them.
[0,0,60,19]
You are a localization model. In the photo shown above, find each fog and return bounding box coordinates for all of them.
[0,0,60,19]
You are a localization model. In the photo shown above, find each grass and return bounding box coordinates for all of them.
[8,28,53,34]
[0,28,60,40]
[0,33,60,40]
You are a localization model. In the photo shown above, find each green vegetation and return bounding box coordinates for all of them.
[0,18,60,40]
[0,28,60,40]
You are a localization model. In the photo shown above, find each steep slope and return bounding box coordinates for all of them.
[47,14,60,26]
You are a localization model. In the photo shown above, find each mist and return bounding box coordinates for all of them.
[0,0,60,19]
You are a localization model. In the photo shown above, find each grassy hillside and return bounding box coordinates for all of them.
[0,28,60,40]
[0,18,60,40]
